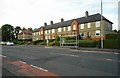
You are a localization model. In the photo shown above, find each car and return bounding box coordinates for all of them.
[6,42,14,46]
[0,41,7,45]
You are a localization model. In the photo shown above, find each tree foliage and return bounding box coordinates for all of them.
[1,24,14,41]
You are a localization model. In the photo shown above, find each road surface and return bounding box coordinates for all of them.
[2,45,119,76]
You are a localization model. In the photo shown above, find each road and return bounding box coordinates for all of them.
[2,45,119,76]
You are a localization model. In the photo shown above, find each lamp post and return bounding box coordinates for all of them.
[101,0,104,48]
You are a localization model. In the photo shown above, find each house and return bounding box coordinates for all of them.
[34,11,113,41]
[32,27,45,41]
[18,29,32,40]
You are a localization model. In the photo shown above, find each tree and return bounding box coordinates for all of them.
[14,26,21,39]
[1,24,14,41]
[28,28,33,32]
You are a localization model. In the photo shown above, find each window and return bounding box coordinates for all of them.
[68,26,71,31]
[41,31,43,34]
[52,29,55,33]
[39,32,40,35]
[73,25,76,30]
[58,28,61,32]
[45,36,47,39]
[49,30,50,33]
[45,31,47,34]
[80,24,84,29]
[87,23,91,28]
[64,27,66,31]
[52,35,55,39]
[80,33,84,37]
[96,21,100,27]
[49,36,50,39]
[95,30,100,36]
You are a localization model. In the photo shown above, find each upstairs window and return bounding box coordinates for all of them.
[68,26,71,31]
[80,24,84,29]
[52,29,55,33]
[64,27,66,31]
[96,21,100,27]
[73,25,76,30]
[58,28,61,32]
[87,23,91,28]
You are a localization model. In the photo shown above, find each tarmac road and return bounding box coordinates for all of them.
[2,45,119,76]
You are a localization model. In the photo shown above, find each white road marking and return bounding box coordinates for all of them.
[19,61,27,64]
[19,60,48,72]
[30,64,48,72]
[107,59,112,61]
[50,53,79,58]
[0,55,7,57]
[114,53,119,54]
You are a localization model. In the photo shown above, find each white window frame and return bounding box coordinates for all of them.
[73,25,76,30]
[45,36,47,39]
[64,27,66,31]
[95,30,100,36]
[96,21,100,27]
[52,29,55,33]
[87,23,91,28]
[45,30,47,34]
[58,28,61,32]
[68,26,71,31]
[80,24,84,29]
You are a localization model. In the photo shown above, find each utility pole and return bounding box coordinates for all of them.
[101,0,103,48]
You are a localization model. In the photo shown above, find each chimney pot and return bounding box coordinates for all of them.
[85,11,89,17]
[44,22,47,26]
[61,18,64,22]
[51,21,53,25]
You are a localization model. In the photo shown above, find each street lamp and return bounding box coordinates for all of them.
[101,0,104,48]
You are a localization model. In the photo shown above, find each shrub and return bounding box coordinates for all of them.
[105,33,118,39]
[79,40,98,47]
[104,39,119,49]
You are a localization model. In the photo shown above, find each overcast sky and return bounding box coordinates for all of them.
[0,0,119,30]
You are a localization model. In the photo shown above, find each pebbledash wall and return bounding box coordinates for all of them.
[32,11,113,41]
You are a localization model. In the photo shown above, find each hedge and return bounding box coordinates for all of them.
[79,40,98,47]
[103,39,119,49]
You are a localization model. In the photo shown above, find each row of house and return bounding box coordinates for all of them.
[18,11,113,41]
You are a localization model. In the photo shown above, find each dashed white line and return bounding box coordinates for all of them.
[0,55,7,57]
[30,64,48,72]
[50,53,79,58]
[19,60,48,72]
[107,59,112,61]
[19,61,27,64]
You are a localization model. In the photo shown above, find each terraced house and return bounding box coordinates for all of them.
[33,11,113,41]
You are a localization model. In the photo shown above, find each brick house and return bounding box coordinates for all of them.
[18,29,32,40]
[33,11,113,41]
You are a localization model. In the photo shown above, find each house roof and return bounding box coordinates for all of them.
[18,29,32,35]
[33,28,40,32]
[44,13,113,30]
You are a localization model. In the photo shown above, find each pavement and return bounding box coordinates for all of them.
[44,46,119,53]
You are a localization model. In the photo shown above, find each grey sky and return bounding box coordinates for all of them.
[0,0,119,30]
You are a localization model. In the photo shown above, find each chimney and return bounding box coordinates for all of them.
[51,21,53,25]
[61,18,64,22]
[85,11,89,17]
[44,22,47,26]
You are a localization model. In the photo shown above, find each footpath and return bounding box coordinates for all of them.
[44,46,119,53]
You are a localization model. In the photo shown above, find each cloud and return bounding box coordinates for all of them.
[0,0,119,30]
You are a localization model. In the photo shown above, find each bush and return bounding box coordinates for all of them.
[105,33,118,39]
[39,41,46,45]
[33,40,42,45]
[78,40,101,48]
[104,39,119,49]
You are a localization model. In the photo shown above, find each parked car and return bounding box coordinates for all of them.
[0,41,7,45]
[6,42,14,46]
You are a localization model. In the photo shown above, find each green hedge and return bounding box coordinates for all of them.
[104,39,119,49]
[79,40,98,47]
